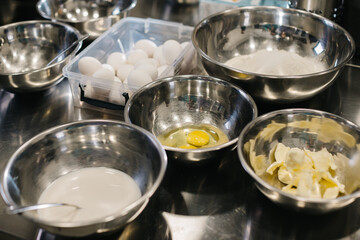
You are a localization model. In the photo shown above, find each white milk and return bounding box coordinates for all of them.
[37,167,142,223]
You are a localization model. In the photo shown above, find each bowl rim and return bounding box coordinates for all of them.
[124,74,258,153]
[192,6,356,79]
[36,0,138,23]
[0,119,168,228]
[0,20,83,76]
[237,108,360,204]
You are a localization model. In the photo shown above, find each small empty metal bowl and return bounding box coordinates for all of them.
[1,120,167,237]
[124,75,258,164]
[192,6,355,103]
[238,109,360,214]
[0,20,82,93]
[36,0,137,39]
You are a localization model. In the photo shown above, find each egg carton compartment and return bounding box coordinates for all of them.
[63,17,197,115]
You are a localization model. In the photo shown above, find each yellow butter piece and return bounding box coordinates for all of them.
[288,118,356,147]
[282,184,297,195]
[277,166,293,185]
[266,161,283,175]
[274,143,290,163]
[285,148,313,171]
[246,139,268,176]
[321,172,345,193]
[296,171,321,198]
[266,143,289,174]
[305,148,336,171]
[260,142,347,199]
[323,187,340,199]
[256,121,286,142]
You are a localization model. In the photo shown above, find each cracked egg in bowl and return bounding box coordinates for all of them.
[125,75,258,164]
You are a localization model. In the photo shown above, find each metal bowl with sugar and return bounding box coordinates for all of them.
[192,6,355,103]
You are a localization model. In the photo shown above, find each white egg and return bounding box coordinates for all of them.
[180,48,196,74]
[109,82,126,106]
[92,68,115,81]
[135,63,158,80]
[134,39,157,58]
[85,80,109,100]
[153,45,168,65]
[101,64,115,74]
[91,83,110,98]
[123,83,133,98]
[181,41,190,49]
[84,82,94,98]
[116,64,135,82]
[127,69,153,89]
[127,49,148,65]
[114,76,121,83]
[106,52,126,70]
[134,58,160,68]
[158,65,174,77]
[157,65,170,76]
[78,57,102,76]
[162,40,183,65]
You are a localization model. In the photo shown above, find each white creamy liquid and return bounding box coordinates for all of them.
[224,49,327,75]
[37,167,142,223]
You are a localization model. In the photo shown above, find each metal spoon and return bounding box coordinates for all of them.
[6,203,81,215]
[46,34,90,67]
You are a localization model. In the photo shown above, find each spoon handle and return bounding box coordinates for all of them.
[7,203,80,215]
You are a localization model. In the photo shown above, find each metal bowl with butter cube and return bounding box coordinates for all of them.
[237,108,360,214]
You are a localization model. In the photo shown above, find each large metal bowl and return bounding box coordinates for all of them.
[0,20,82,93]
[238,109,360,214]
[192,6,355,103]
[1,120,167,237]
[36,0,137,40]
[124,75,258,164]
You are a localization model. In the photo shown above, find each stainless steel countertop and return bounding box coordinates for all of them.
[0,0,360,239]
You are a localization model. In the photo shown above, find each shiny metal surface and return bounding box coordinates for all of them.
[289,0,344,20]
[124,75,257,164]
[192,6,355,103]
[0,20,82,93]
[1,120,167,237]
[46,34,89,67]
[238,108,360,214]
[36,0,137,40]
[174,0,199,5]
[0,0,360,239]
[6,203,80,215]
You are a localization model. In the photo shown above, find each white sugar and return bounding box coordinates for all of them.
[224,49,327,76]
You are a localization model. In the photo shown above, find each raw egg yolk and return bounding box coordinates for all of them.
[179,145,198,149]
[187,130,210,147]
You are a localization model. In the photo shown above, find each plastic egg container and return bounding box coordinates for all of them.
[63,17,196,114]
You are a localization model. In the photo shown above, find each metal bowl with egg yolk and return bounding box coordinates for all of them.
[125,75,258,164]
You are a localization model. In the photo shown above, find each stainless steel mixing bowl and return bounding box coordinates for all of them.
[0,20,82,93]
[238,109,360,214]
[192,6,355,103]
[36,0,137,40]
[124,75,258,164]
[1,120,167,237]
